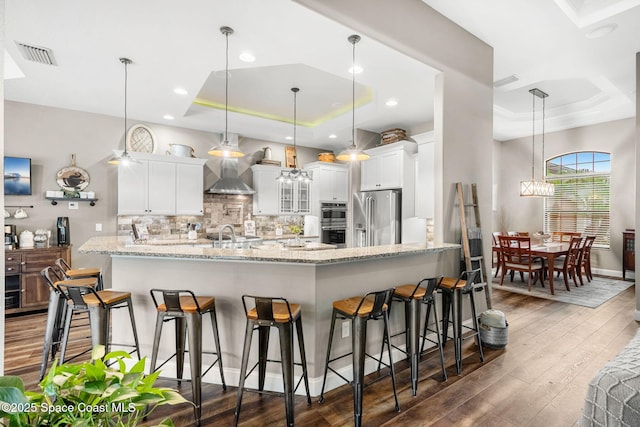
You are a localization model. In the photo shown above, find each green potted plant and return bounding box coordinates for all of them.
[0,345,188,426]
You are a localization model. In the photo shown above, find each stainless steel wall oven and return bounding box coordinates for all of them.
[320,202,347,248]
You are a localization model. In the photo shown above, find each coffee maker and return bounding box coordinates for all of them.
[57,217,70,246]
[5,224,18,250]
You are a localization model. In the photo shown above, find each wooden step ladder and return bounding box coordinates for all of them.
[456,182,492,309]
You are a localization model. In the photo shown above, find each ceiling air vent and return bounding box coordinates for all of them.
[493,74,519,88]
[15,41,57,66]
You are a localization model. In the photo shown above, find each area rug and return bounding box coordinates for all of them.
[491,275,635,308]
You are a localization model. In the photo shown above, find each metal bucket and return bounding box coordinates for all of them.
[479,310,508,349]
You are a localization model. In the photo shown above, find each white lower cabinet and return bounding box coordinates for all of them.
[117,152,205,216]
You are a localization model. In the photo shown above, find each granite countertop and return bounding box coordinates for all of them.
[79,236,460,265]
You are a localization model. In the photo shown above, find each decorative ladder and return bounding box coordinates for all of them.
[456,182,492,309]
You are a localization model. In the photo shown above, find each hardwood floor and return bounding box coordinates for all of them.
[4,283,637,426]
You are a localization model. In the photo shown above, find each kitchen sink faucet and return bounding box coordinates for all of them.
[219,224,237,244]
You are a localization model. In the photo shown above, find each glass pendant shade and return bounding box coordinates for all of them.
[108,58,140,165]
[209,26,245,158]
[519,87,554,197]
[336,143,370,161]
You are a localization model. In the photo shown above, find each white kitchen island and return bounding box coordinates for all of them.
[79,236,460,396]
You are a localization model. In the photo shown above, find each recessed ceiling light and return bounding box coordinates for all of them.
[349,65,363,74]
[163,114,175,120]
[239,52,256,63]
[585,23,618,39]
[329,134,337,139]
[385,99,398,107]
[173,87,188,95]
[285,136,293,141]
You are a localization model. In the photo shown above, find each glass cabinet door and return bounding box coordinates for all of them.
[279,181,294,213]
[296,180,310,214]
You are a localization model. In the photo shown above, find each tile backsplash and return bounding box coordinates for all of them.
[117,193,309,239]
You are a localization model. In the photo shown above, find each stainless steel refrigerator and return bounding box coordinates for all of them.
[353,189,401,247]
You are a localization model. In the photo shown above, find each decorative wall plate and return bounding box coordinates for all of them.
[126,124,157,153]
[56,154,89,192]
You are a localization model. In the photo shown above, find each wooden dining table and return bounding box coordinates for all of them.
[529,242,570,295]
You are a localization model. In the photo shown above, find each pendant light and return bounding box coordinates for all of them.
[277,88,312,183]
[108,58,140,166]
[520,88,554,197]
[336,34,370,162]
[208,26,245,158]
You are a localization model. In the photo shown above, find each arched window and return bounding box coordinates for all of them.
[544,151,610,248]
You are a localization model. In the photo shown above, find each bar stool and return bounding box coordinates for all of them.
[39,266,98,379]
[383,276,447,396]
[56,282,140,365]
[440,269,485,375]
[56,257,104,291]
[319,288,399,427]
[235,295,311,427]
[149,289,226,427]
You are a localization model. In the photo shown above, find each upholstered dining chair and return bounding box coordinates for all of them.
[497,235,544,291]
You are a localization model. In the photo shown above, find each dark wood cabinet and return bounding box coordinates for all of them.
[623,230,635,280]
[4,246,71,314]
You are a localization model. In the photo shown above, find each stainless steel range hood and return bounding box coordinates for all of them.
[207,134,255,195]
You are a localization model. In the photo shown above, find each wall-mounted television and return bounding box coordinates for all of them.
[4,156,32,196]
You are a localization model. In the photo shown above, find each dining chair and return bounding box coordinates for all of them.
[578,235,596,282]
[552,236,583,289]
[497,235,544,291]
[492,232,505,278]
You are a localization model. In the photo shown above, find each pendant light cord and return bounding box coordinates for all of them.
[531,90,535,181]
[121,57,131,156]
[542,95,546,180]
[224,29,229,145]
[351,37,356,147]
[293,88,298,169]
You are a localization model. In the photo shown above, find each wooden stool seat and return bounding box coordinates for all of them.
[440,277,464,289]
[393,284,427,299]
[65,267,101,278]
[53,278,97,288]
[157,295,216,312]
[247,302,301,322]
[83,290,132,307]
[333,296,388,317]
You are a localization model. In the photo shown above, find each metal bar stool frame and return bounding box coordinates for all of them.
[56,257,104,291]
[440,269,485,375]
[55,282,140,366]
[235,295,311,427]
[149,289,227,427]
[319,288,400,427]
[381,276,447,396]
[39,266,96,379]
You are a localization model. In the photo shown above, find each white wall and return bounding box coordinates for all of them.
[496,117,636,274]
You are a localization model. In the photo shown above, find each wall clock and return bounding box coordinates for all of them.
[126,124,157,153]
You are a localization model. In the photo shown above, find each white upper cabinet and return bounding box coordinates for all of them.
[360,140,418,219]
[251,165,280,215]
[117,152,205,216]
[305,162,349,203]
[360,141,417,191]
[251,164,313,215]
[176,163,205,215]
